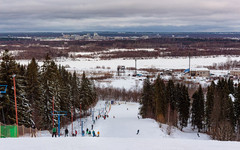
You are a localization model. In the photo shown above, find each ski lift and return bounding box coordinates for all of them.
[0,85,7,94]
[0,85,7,124]
[0,85,7,98]
[51,111,67,137]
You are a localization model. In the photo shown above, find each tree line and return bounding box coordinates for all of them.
[140,76,240,141]
[0,50,97,130]
[1,37,240,60]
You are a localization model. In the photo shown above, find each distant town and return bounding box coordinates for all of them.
[1,32,240,42]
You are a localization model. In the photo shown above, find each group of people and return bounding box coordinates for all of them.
[52,126,71,137]
[85,128,100,137]
[51,111,108,137]
[53,127,100,137]
[96,113,109,120]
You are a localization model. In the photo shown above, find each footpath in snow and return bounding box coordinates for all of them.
[1,101,240,150]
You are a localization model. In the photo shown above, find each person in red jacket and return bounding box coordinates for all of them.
[75,130,77,136]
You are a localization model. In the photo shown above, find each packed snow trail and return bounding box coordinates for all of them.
[94,102,166,138]
[92,101,209,140]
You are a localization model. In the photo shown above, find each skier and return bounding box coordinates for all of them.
[136,129,139,135]
[65,128,69,137]
[75,130,77,136]
[88,130,91,136]
[52,126,57,137]
[82,130,85,136]
[137,116,140,119]
[91,124,93,130]
[97,131,100,137]
[92,130,96,137]
[31,124,36,137]
[86,128,89,134]
[197,132,200,137]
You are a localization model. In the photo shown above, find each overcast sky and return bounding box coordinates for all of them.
[0,0,240,32]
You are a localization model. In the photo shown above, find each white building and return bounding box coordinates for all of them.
[190,68,210,77]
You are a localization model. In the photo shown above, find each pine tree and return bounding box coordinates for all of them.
[0,50,18,124]
[58,65,71,114]
[70,71,80,117]
[191,85,205,132]
[140,76,154,118]
[235,84,240,138]
[0,50,31,126]
[79,72,97,111]
[39,54,61,129]
[16,64,32,127]
[166,80,177,125]
[177,84,190,130]
[26,58,41,127]
[210,79,235,140]
[153,75,166,122]
[206,81,215,130]
[228,78,234,94]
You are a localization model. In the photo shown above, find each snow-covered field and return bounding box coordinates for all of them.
[16,55,240,90]
[18,55,240,71]
[1,101,240,150]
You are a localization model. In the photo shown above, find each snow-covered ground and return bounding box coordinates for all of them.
[18,55,240,71]
[16,55,240,90]
[1,101,240,150]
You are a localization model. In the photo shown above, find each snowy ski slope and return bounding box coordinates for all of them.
[1,101,240,150]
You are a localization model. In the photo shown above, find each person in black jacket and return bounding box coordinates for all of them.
[65,128,69,137]
[31,124,37,137]
[136,129,140,135]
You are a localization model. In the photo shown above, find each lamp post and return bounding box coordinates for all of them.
[13,74,18,137]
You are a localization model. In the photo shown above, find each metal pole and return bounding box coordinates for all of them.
[52,96,54,128]
[92,108,94,123]
[2,108,6,124]
[167,103,170,124]
[71,107,73,136]
[13,75,18,137]
[81,121,84,136]
[80,104,81,126]
[0,122,1,137]
[135,59,137,75]
[189,52,191,77]
[237,121,239,141]
[58,115,60,137]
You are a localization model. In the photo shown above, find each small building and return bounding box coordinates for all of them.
[163,69,173,75]
[190,68,210,77]
[230,70,240,77]
[117,65,125,72]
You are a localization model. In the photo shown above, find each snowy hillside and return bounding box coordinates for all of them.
[1,101,240,150]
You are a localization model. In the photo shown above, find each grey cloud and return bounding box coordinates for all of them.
[0,0,240,32]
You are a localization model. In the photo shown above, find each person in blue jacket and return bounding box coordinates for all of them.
[92,130,96,137]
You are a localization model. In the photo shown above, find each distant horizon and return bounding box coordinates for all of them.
[1,31,240,33]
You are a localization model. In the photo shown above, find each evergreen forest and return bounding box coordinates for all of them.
[140,76,240,141]
[0,50,97,130]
